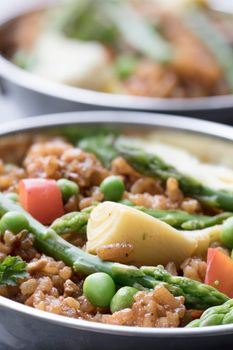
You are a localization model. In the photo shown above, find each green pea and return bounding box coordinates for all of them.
[100,176,125,202]
[110,286,138,313]
[0,211,29,234]
[57,179,79,202]
[220,217,233,248]
[5,192,19,202]
[83,272,116,308]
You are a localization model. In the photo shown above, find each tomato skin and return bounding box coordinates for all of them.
[19,179,64,225]
[205,248,233,298]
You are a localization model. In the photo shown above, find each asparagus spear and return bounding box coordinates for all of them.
[0,194,228,309]
[79,134,118,168]
[51,204,232,236]
[137,207,232,230]
[140,265,228,310]
[183,8,233,91]
[78,134,233,211]
[55,0,173,64]
[115,138,233,212]
[50,211,89,235]
[105,0,173,64]
[186,299,233,327]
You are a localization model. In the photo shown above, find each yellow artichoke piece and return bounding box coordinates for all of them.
[86,202,199,266]
[87,202,222,266]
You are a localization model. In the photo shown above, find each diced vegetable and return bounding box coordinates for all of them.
[19,179,64,225]
[205,248,233,298]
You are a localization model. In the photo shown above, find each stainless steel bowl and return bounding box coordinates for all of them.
[0,0,233,122]
[0,110,233,350]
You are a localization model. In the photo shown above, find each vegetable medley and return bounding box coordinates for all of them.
[1,128,233,328]
[5,0,233,98]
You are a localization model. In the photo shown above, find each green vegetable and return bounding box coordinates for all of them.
[5,193,19,202]
[57,179,79,202]
[100,176,125,202]
[0,194,228,309]
[140,265,229,310]
[57,0,118,44]
[83,272,116,307]
[79,133,233,212]
[79,134,118,168]
[110,286,138,313]
[137,207,232,230]
[220,217,233,248]
[114,54,138,80]
[57,0,173,64]
[50,202,232,237]
[186,299,233,327]
[115,138,233,212]
[50,211,89,235]
[0,211,29,234]
[0,256,28,286]
[184,8,233,91]
[105,0,173,63]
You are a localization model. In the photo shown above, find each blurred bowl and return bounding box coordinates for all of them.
[0,0,233,122]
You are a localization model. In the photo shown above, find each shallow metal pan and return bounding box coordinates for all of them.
[0,111,233,350]
[0,0,233,122]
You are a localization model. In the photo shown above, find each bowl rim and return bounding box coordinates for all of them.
[0,110,233,337]
[0,1,233,112]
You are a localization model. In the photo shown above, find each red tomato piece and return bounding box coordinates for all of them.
[19,179,64,225]
[205,248,233,298]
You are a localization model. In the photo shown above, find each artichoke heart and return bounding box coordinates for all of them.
[87,202,221,266]
[87,202,197,266]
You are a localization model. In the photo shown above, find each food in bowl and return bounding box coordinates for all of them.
[1,123,233,329]
[4,0,233,98]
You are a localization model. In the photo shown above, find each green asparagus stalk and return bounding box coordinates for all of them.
[183,8,233,91]
[137,207,232,230]
[79,134,118,168]
[115,138,233,212]
[105,0,173,63]
[50,211,89,235]
[0,194,229,309]
[79,134,233,211]
[55,0,173,64]
[186,299,233,327]
[50,200,232,236]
